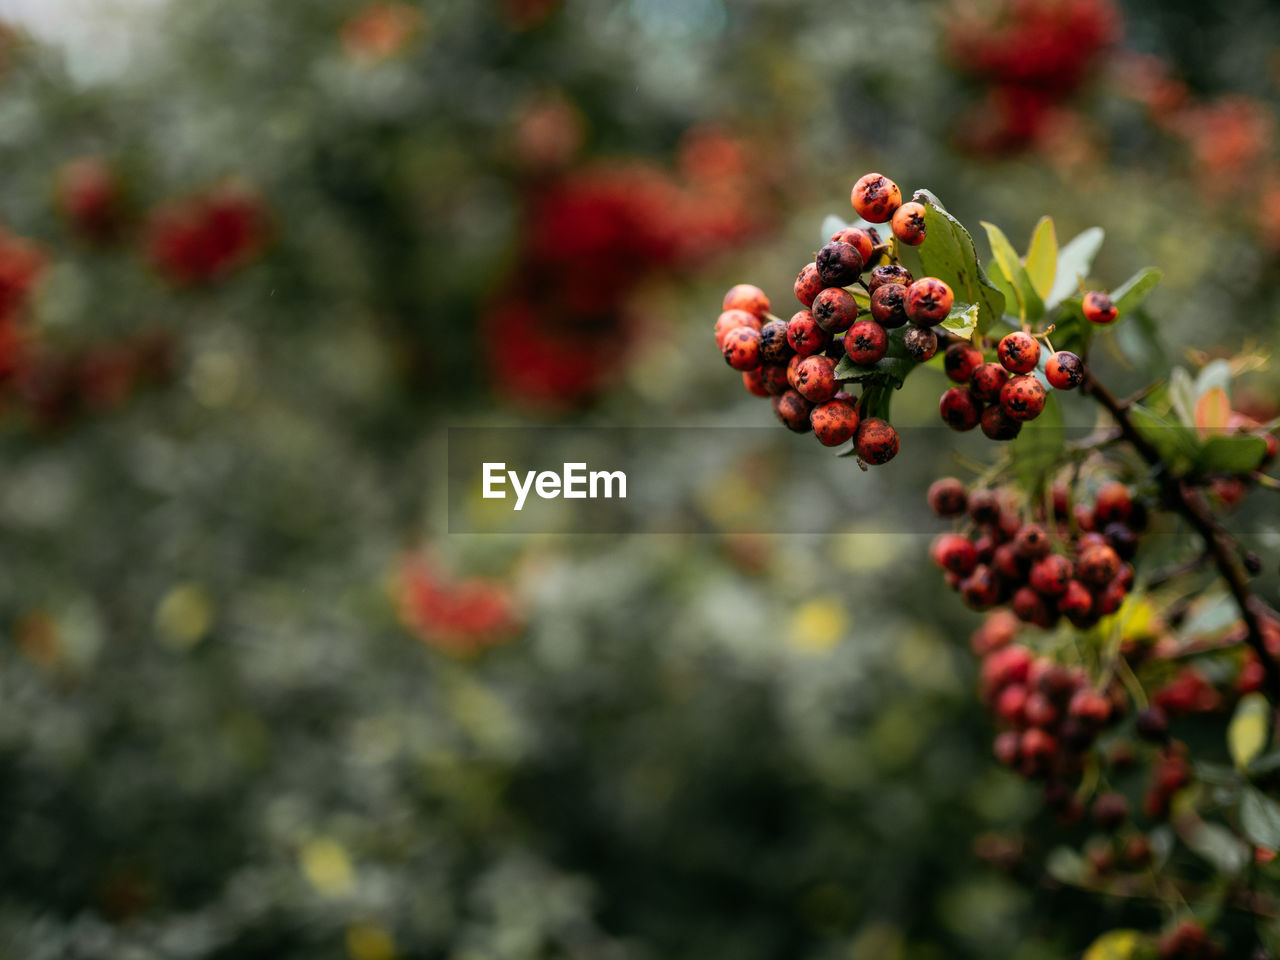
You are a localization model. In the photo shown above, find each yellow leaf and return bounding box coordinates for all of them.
[788,597,846,653]
[1023,216,1057,301]
[346,923,396,960]
[300,837,355,896]
[1195,386,1231,439]
[155,582,213,650]
[1083,929,1143,960]
[1229,693,1270,770]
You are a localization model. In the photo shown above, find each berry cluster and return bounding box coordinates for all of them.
[716,172,961,466]
[929,478,1142,629]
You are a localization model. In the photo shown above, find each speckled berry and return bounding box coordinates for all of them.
[757,319,792,366]
[944,342,983,383]
[753,364,789,397]
[890,201,927,246]
[970,362,1009,402]
[905,277,954,325]
[967,488,1000,524]
[794,354,839,403]
[868,263,912,292]
[794,262,824,307]
[1000,375,1047,421]
[815,240,864,287]
[1077,543,1121,587]
[854,417,899,465]
[1058,580,1094,627]
[812,286,859,333]
[997,331,1041,374]
[722,325,761,370]
[722,283,770,319]
[903,326,938,362]
[714,309,761,349]
[829,226,875,265]
[928,477,967,517]
[960,565,1001,610]
[850,172,902,223]
[1045,351,1084,390]
[939,387,983,431]
[1029,554,1072,596]
[869,284,909,328]
[980,404,1022,441]
[786,354,804,391]
[931,532,977,574]
[772,389,813,432]
[810,397,860,446]
[843,320,888,365]
[1082,291,1118,325]
[786,310,829,357]
[1013,523,1051,561]
[1094,481,1131,525]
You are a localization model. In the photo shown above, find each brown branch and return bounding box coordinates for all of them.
[1082,371,1280,704]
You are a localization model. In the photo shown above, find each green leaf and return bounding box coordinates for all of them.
[1129,403,1202,472]
[1045,846,1087,885]
[940,301,979,341]
[1249,749,1280,776]
[1010,390,1063,493]
[834,328,917,387]
[1169,367,1197,426]
[912,190,1006,334]
[1194,434,1268,475]
[1083,930,1143,960]
[1023,216,1057,302]
[1111,267,1162,316]
[982,221,1044,323]
[1048,227,1103,310]
[1241,787,1280,850]
[1184,820,1250,875]
[1195,359,1233,399]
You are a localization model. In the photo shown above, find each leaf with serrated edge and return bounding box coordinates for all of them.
[913,190,1005,333]
[1023,216,1057,302]
[1048,227,1104,310]
[983,221,1044,322]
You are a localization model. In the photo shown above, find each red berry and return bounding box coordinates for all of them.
[1068,688,1111,727]
[714,309,761,349]
[812,287,859,333]
[944,342,983,383]
[993,730,1021,766]
[1134,705,1169,743]
[772,390,813,432]
[869,283,909,328]
[1019,727,1057,773]
[1000,375,1046,421]
[786,354,804,391]
[1029,554,1073,597]
[810,396,860,446]
[1012,586,1053,627]
[960,565,1000,609]
[994,684,1028,725]
[1082,290,1118,325]
[850,172,902,223]
[939,386,983,431]
[757,319,792,365]
[996,331,1041,374]
[1076,543,1120,587]
[903,326,938,361]
[794,355,838,403]
[1092,792,1129,830]
[970,362,1009,402]
[794,262,824,307]
[992,542,1023,579]
[829,226,875,264]
[786,310,829,357]
[722,283,770,319]
[844,320,888,365]
[854,417,899,465]
[1013,523,1050,560]
[1093,481,1131,524]
[972,610,1020,656]
[967,488,1001,524]
[1024,691,1059,728]
[742,368,770,397]
[904,277,954,325]
[1045,351,1084,389]
[1094,577,1128,616]
[927,477,967,517]
[890,200,927,246]
[867,263,912,292]
[722,325,761,370]
[982,644,1033,695]
[980,405,1022,440]
[815,240,864,287]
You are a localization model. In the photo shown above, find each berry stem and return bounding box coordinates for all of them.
[1082,370,1280,706]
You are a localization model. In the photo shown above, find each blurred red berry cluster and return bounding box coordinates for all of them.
[945,0,1121,154]
[144,182,269,286]
[340,2,422,62]
[486,125,777,408]
[395,555,522,655]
